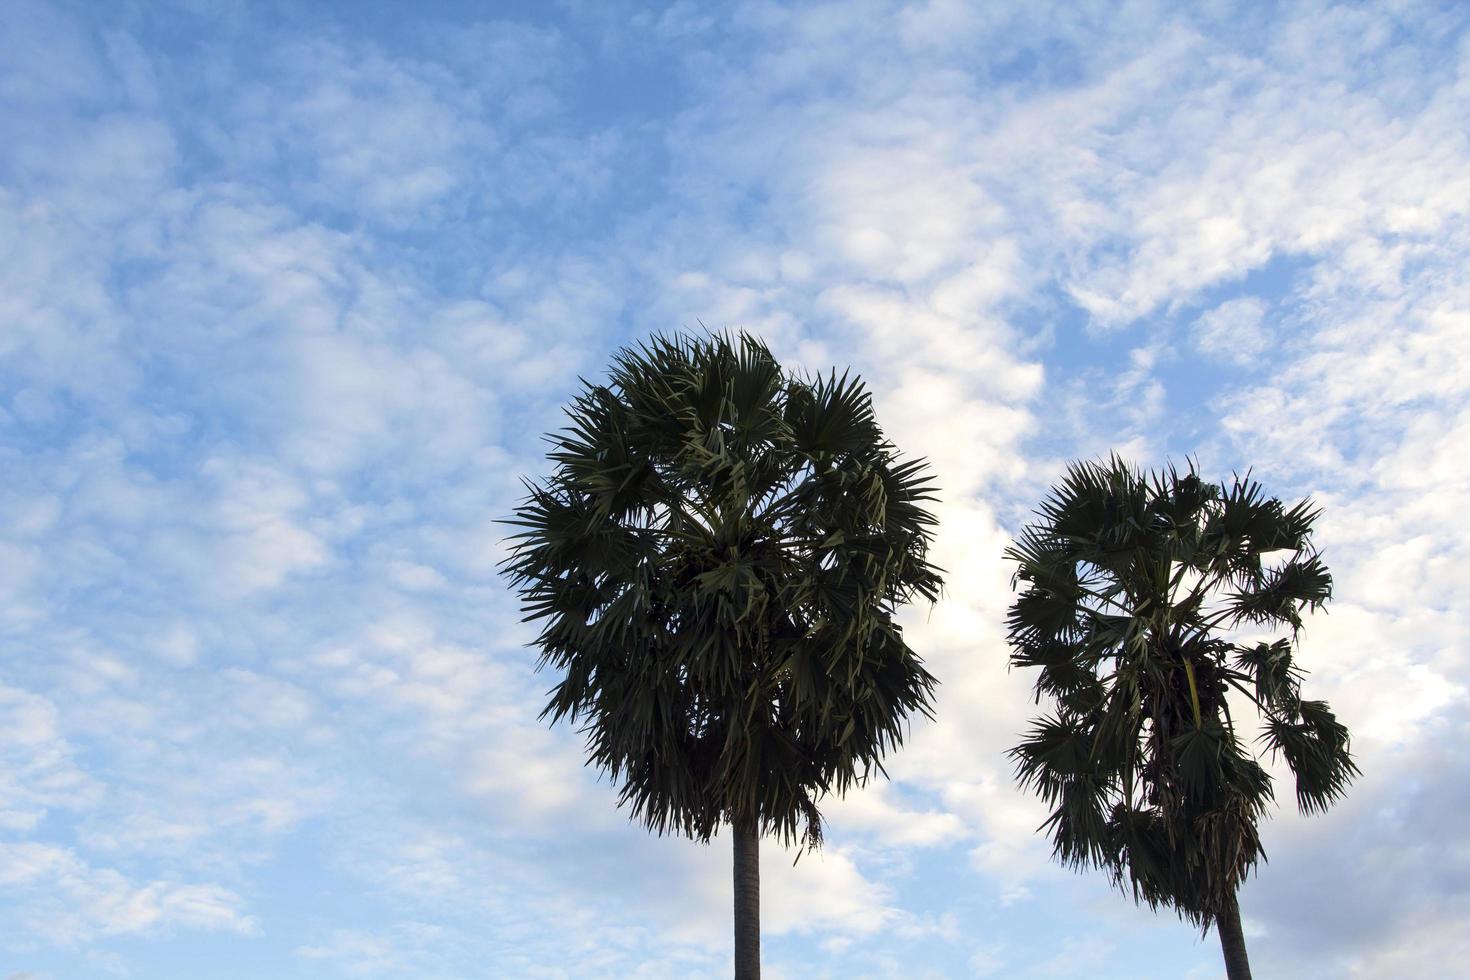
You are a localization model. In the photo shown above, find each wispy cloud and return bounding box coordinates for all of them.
[1,1,1466,977]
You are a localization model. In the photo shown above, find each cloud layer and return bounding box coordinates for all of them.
[2,1,1466,977]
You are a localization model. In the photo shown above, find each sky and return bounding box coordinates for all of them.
[1,0,1467,977]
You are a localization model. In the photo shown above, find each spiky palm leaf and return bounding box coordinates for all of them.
[1005,456,1358,929]
[502,332,943,849]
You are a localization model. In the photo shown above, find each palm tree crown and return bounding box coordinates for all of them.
[1005,457,1358,929]
[502,332,943,849]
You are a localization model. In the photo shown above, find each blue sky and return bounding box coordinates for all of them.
[2,1,1468,977]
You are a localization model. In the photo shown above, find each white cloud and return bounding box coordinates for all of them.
[202,458,330,595]
[0,843,256,944]
[297,923,454,977]
[1194,296,1271,364]
[761,842,897,937]
[233,40,482,221]
[823,780,967,848]
[0,685,96,831]
[1344,915,1470,979]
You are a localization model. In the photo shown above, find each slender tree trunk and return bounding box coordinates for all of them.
[733,816,761,980]
[1217,893,1252,980]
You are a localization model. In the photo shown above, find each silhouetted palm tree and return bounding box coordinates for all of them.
[1005,456,1358,980]
[503,332,942,979]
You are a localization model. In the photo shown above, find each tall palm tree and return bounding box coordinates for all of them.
[1004,456,1358,980]
[502,332,942,979]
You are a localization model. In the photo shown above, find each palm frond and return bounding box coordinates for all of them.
[500,331,942,849]
[1005,454,1357,925]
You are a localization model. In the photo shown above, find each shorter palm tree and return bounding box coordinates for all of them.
[502,332,942,979]
[1005,456,1358,980]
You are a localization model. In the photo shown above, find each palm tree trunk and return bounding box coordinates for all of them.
[733,817,760,980]
[1217,893,1252,980]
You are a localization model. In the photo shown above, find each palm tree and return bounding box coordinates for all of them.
[1004,456,1358,980]
[502,332,942,979]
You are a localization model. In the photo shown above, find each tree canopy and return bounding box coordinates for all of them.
[1005,456,1358,928]
[502,332,943,849]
